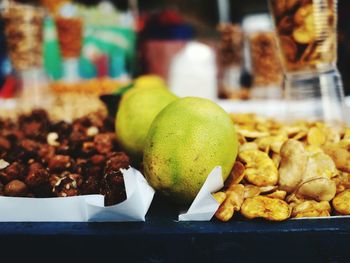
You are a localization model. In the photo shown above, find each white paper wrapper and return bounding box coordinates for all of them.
[178,166,224,221]
[0,167,155,222]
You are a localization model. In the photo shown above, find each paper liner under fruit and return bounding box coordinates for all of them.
[178,166,224,221]
[0,167,155,222]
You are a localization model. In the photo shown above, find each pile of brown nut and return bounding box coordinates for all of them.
[214,113,350,221]
[0,109,131,206]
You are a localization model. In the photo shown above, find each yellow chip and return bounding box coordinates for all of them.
[291,200,331,218]
[241,196,291,221]
[265,190,287,200]
[332,190,350,215]
[307,127,326,146]
[239,150,278,187]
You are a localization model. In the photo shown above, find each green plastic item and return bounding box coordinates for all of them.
[43,17,62,80]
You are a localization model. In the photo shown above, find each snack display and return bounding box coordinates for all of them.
[55,17,83,58]
[0,109,131,206]
[2,4,45,71]
[270,0,336,72]
[214,113,350,222]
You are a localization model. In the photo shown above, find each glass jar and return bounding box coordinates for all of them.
[243,14,283,99]
[269,0,346,125]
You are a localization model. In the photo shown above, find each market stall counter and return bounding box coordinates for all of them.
[0,195,349,263]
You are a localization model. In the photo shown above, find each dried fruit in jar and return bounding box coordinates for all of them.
[241,196,291,221]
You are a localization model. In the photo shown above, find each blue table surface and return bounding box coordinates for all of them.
[0,195,349,262]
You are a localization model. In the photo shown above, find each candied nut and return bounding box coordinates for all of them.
[81,141,96,156]
[224,161,245,188]
[215,184,244,222]
[241,196,291,221]
[239,150,278,187]
[86,126,99,137]
[47,132,59,146]
[0,162,26,183]
[82,175,100,195]
[291,200,331,218]
[19,139,40,158]
[0,159,9,170]
[105,152,130,175]
[90,154,106,166]
[25,162,49,189]
[278,140,308,193]
[307,127,326,146]
[0,137,11,151]
[48,155,73,172]
[94,133,115,154]
[4,180,28,197]
[332,190,350,215]
[38,144,55,164]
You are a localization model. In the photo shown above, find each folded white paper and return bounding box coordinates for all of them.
[0,167,155,222]
[178,166,224,221]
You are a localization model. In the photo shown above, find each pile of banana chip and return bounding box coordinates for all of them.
[214,113,350,222]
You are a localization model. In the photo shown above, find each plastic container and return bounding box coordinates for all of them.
[269,0,347,125]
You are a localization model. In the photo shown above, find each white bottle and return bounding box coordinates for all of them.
[168,41,217,101]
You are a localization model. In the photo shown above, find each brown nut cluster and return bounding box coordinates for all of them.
[2,3,45,71]
[270,0,336,72]
[214,113,350,222]
[0,109,131,206]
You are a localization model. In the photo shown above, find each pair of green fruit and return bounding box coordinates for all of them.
[116,78,238,205]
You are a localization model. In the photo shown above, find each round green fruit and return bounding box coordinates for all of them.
[143,97,238,205]
[116,86,178,157]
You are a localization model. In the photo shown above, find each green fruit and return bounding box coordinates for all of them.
[144,97,238,205]
[116,86,177,157]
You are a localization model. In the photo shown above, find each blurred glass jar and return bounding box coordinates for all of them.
[55,15,83,83]
[269,0,346,125]
[217,23,246,99]
[2,3,45,71]
[243,14,283,99]
[270,0,336,73]
[2,3,52,110]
